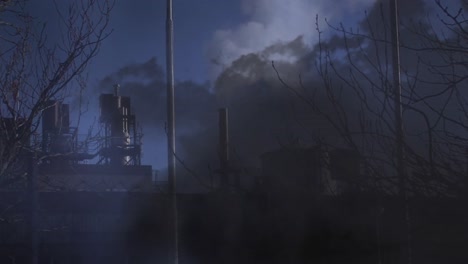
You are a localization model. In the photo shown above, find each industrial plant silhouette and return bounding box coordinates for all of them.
[0,88,466,264]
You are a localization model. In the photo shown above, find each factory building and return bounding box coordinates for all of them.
[0,88,156,263]
[259,146,362,196]
[0,90,467,263]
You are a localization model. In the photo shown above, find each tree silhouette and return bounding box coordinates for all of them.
[0,0,113,186]
[274,0,468,197]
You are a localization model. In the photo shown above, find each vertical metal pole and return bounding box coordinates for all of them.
[166,0,178,263]
[389,1,411,263]
[390,0,404,200]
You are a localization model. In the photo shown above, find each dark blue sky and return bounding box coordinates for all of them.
[89,0,246,84]
[29,0,246,84]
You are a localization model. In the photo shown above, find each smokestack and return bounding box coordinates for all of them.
[113,83,120,96]
[219,108,229,168]
[219,108,229,188]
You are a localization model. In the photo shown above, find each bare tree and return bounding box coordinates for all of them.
[273,0,468,197]
[0,0,113,186]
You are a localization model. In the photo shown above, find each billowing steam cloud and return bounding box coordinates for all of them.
[208,0,377,79]
[89,0,440,192]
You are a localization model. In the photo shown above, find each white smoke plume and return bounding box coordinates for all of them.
[208,0,377,79]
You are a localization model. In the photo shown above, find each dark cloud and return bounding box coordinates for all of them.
[89,0,468,191]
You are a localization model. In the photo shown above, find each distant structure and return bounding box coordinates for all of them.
[260,146,361,195]
[35,86,150,192]
[0,117,30,189]
[260,147,328,194]
[40,88,143,168]
[0,117,29,151]
[0,89,466,263]
[215,108,240,191]
[98,84,142,166]
[329,148,361,194]
[41,100,78,163]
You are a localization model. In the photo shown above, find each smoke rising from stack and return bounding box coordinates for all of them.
[91,0,443,191]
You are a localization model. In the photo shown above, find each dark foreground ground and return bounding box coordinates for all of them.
[0,191,467,264]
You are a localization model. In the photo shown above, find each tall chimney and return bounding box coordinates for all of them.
[113,83,120,96]
[219,108,229,188]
